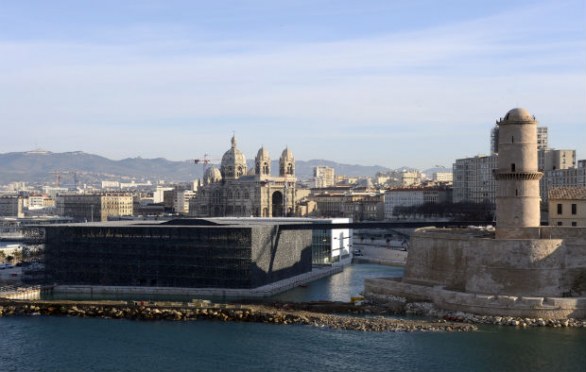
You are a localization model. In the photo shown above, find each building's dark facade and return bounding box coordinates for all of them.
[43,220,312,289]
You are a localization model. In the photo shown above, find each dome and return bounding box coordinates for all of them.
[220,135,247,179]
[203,166,222,184]
[503,108,535,123]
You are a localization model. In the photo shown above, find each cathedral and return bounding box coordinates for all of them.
[190,135,297,217]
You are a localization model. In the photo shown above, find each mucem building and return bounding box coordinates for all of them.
[43,219,313,289]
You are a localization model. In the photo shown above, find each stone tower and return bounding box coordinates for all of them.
[279,147,295,177]
[255,146,271,178]
[494,108,543,239]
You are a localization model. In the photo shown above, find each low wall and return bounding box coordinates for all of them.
[364,278,586,319]
[53,266,343,300]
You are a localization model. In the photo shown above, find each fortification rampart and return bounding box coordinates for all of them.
[404,228,586,297]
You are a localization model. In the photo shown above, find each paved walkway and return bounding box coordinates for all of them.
[352,243,407,266]
[54,266,345,300]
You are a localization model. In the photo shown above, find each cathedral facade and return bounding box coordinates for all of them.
[190,135,297,217]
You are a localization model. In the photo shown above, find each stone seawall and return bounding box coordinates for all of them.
[0,299,476,333]
[364,278,586,322]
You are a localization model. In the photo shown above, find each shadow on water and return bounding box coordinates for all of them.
[271,263,404,303]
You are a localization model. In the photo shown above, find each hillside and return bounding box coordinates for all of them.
[0,151,392,185]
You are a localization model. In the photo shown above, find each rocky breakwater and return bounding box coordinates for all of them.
[405,303,586,328]
[0,300,476,333]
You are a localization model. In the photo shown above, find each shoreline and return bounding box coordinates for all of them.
[0,298,476,333]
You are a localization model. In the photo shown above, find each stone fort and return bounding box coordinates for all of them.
[365,108,586,319]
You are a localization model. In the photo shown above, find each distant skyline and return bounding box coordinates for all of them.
[1,1,584,169]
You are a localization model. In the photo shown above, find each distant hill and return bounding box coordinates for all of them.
[0,151,392,185]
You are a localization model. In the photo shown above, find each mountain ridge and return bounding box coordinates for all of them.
[0,150,393,185]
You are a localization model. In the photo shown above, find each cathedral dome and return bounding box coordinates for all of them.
[203,166,222,184]
[503,108,534,123]
[221,135,247,179]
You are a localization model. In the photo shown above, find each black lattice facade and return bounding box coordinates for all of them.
[44,222,312,289]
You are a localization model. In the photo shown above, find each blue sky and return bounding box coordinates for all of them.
[0,0,584,169]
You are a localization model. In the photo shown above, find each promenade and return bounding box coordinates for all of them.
[53,265,344,300]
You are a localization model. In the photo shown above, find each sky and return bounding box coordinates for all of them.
[0,0,584,169]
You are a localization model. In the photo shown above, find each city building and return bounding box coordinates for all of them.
[25,195,55,210]
[539,149,575,172]
[311,191,384,221]
[190,135,296,218]
[548,187,586,227]
[153,186,174,204]
[0,195,24,218]
[399,170,422,187]
[452,155,497,203]
[540,163,586,203]
[432,172,453,183]
[313,166,335,188]
[384,186,451,219]
[174,189,196,215]
[56,193,134,222]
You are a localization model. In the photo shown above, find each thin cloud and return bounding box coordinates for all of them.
[0,1,584,168]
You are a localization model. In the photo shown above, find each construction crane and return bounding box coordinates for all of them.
[50,170,79,188]
[194,154,221,174]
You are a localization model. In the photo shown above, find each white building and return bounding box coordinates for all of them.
[175,189,196,214]
[384,187,451,219]
[384,189,424,219]
[453,155,498,203]
[432,172,453,183]
[153,186,174,204]
[313,166,335,188]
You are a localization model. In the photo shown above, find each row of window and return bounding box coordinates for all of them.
[556,203,577,215]
[557,221,578,227]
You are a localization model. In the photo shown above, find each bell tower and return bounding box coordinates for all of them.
[494,108,543,239]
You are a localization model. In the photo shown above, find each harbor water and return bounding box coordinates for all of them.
[1,264,585,371]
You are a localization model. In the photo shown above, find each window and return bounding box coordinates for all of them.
[571,204,577,215]
[571,222,577,227]
[511,163,516,172]
[557,221,563,226]
[557,204,563,215]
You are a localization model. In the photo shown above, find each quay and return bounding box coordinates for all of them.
[52,265,344,300]
[0,285,55,300]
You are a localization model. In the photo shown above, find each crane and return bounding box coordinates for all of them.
[194,154,221,174]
